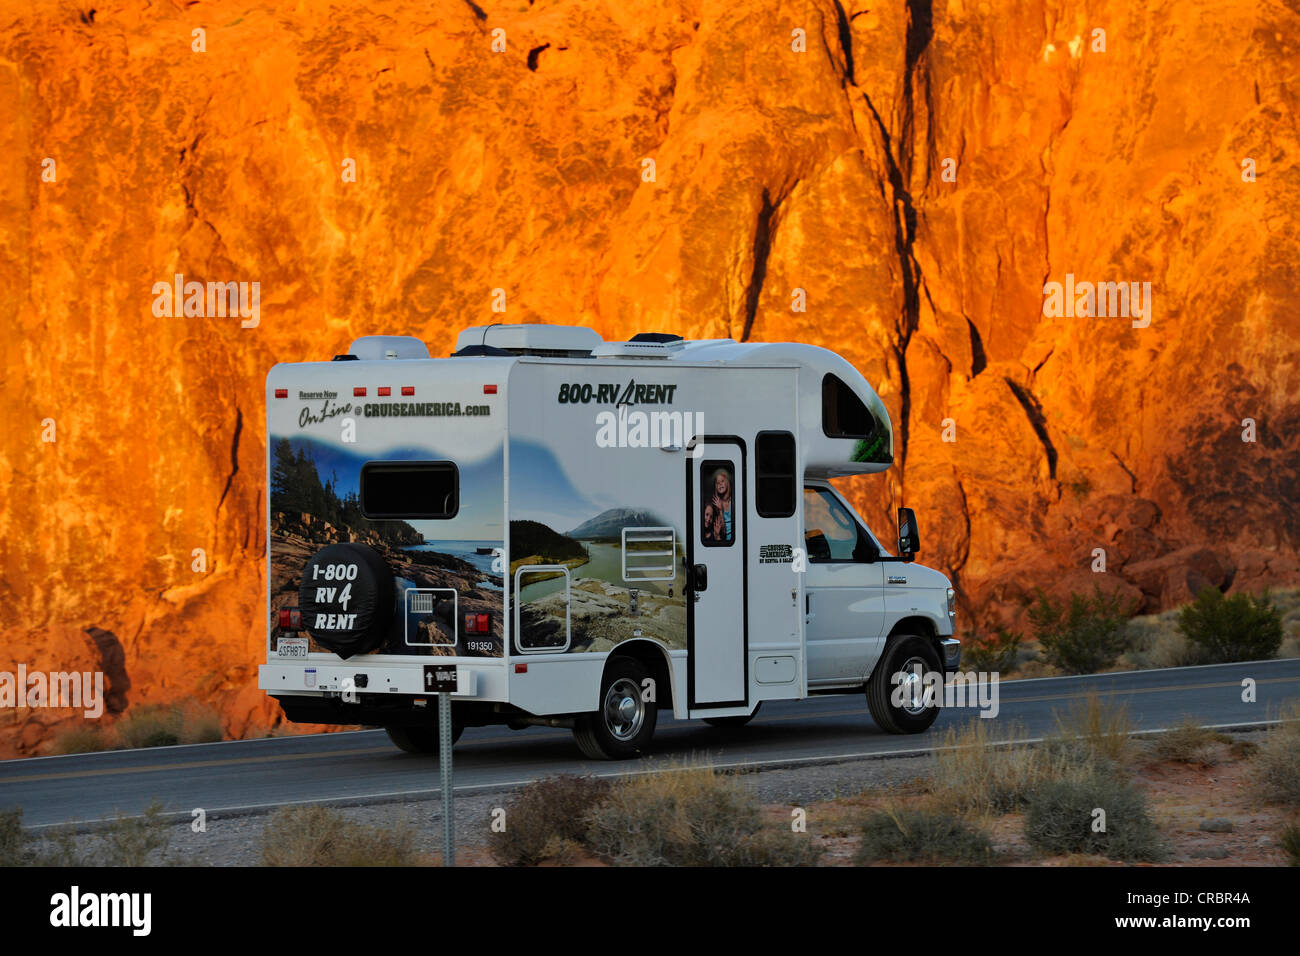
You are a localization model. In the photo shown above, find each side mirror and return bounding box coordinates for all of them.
[897,507,919,561]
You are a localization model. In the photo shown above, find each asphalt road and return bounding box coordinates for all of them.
[3,659,1297,828]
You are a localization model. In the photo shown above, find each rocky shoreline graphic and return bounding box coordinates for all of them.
[518,578,687,653]
[270,512,504,658]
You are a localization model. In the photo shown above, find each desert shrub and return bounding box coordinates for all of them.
[931,721,1087,816]
[961,629,1022,674]
[1152,720,1229,766]
[1048,691,1132,772]
[1029,585,1135,674]
[52,724,112,755]
[115,705,180,748]
[1177,588,1283,664]
[115,699,224,749]
[854,808,992,864]
[1025,776,1164,861]
[489,774,612,866]
[261,805,418,866]
[0,809,22,866]
[1280,823,1300,866]
[585,765,820,866]
[1250,710,1300,806]
[96,800,172,866]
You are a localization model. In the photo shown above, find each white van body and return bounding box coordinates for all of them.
[258,326,959,758]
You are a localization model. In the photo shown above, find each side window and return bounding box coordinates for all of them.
[802,486,877,562]
[700,461,735,547]
[755,431,796,518]
[822,373,875,439]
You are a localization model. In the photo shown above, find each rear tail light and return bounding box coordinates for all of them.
[279,608,302,630]
[464,612,491,634]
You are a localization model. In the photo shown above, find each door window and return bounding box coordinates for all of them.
[803,486,877,563]
[700,461,736,547]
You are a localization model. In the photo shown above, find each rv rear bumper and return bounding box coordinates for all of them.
[259,660,495,699]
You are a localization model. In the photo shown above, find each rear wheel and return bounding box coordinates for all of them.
[703,702,761,728]
[573,657,657,760]
[385,713,464,753]
[866,634,942,734]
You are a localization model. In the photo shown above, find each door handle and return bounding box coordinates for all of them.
[690,563,708,592]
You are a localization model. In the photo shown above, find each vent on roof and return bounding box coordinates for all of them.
[347,336,431,360]
[629,332,684,344]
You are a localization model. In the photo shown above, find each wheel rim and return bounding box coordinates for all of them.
[603,677,645,741]
[896,656,931,715]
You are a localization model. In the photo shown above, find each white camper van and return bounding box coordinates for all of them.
[259,325,960,759]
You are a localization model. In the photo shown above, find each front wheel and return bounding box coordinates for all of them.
[866,634,943,734]
[573,657,657,760]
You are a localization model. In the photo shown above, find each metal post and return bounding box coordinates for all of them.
[438,693,454,866]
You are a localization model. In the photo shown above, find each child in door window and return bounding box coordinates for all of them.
[703,466,734,543]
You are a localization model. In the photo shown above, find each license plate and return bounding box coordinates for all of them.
[277,638,310,659]
[423,664,458,693]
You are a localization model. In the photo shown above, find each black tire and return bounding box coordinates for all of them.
[703,702,761,728]
[573,657,657,760]
[298,543,395,659]
[866,634,943,734]
[385,716,464,753]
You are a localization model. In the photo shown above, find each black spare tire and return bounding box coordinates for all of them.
[298,543,395,659]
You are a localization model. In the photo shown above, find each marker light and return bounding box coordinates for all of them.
[274,389,288,399]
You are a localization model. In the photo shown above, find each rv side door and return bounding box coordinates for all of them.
[687,443,747,707]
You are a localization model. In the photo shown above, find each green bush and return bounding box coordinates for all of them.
[854,809,992,864]
[1177,588,1283,664]
[1024,776,1165,861]
[489,775,613,866]
[1029,585,1135,674]
[962,629,1022,674]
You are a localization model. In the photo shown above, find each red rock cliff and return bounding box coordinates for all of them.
[1,0,1297,754]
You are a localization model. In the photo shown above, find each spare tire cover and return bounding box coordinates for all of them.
[298,543,395,659]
